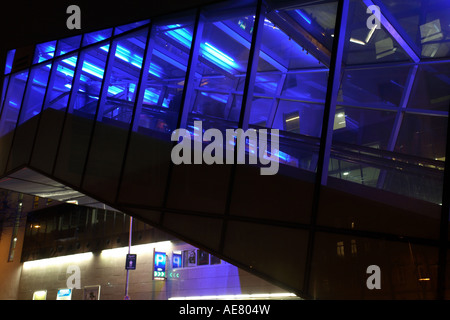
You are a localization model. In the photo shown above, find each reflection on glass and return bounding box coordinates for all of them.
[73,44,109,119]
[344,0,412,65]
[340,66,411,107]
[56,35,82,57]
[82,28,113,47]
[34,41,57,64]
[0,70,29,136]
[137,21,195,135]
[114,19,150,35]
[101,28,149,128]
[1,76,9,108]
[44,55,78,110]
[381,0,450,59]
[19,63,52,124]
[186,8,255,132]
[395,113,447,160]
[4,49,16,75]
[246,3,332,173]
[332,107,397,149]
[408,63,450,112]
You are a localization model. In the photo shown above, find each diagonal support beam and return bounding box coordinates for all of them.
[363,0,420,63]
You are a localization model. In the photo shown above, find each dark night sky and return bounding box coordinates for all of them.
[0,0,221,62]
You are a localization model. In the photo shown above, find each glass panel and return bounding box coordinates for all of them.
[114,19,150,35]
[56,35,82,56]
[273,100,323,138]
[19,63,52,124]
[259,16,327,71]
[1,75,9,109]
[395,113,447,160]
[344,0,412,65]
[340,66,411,107]
[73,44,109,119]
[328,158,381,188]
[0,70,29,136]
[407,63,450,112]
[380,0,450,59]
[4,49,15,75]
[186,5,256,132]
[33,41,56,64]
[137,18,195,135]
[310,232,439,299]
[278,72,329,106]
[82,28,113,46]
[44,54,78,110]
[332,106,397,150]
[245,1,336,173]
[249,96,272,126]
[287,2,337,52]
[101,28,149,128]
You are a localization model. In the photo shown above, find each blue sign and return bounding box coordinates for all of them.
[56,288,72,300]
[125,254,137,270]
[172,253,182,269]
[153,251,166,280]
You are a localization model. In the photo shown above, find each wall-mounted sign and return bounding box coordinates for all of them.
[56,288,72,300]
[83,285,101,300]
[173,253,182,269]
[153,250,166,280]
[125,254,137,270]
[32,290,47,300]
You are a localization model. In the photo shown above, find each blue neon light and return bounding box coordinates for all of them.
[164,25,240,72]
[295,10,311,25]
[200,91,228,104]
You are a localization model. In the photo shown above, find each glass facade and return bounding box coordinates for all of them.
[1,0,450,299]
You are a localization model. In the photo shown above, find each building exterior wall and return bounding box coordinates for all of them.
[18,241,293,300]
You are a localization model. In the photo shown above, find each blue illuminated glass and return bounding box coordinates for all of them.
[247,7,332,173]
[0,70,29,136]
[101,28,149,127]
[344,0,411,65]
[281,71,329,101]
[114,19,150,35]
[407,63,450,112]
[186,11,255,131]
[19,63,52,124]
[332,107,397,150]
[56,35,82,56]
[137,22,194,135]
[82,28,113,47]
[44,54,78,110]
[73,44,109,118]
[249,96,272,126]
[4,49,15,75]
[273,100,324,138]
[340,66,410,107]
[34,41,56,64]
[0,76,9,110]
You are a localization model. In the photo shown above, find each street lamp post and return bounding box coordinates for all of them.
[124,216,133,299]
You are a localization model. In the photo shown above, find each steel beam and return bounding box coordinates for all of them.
[362,0,420,63]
